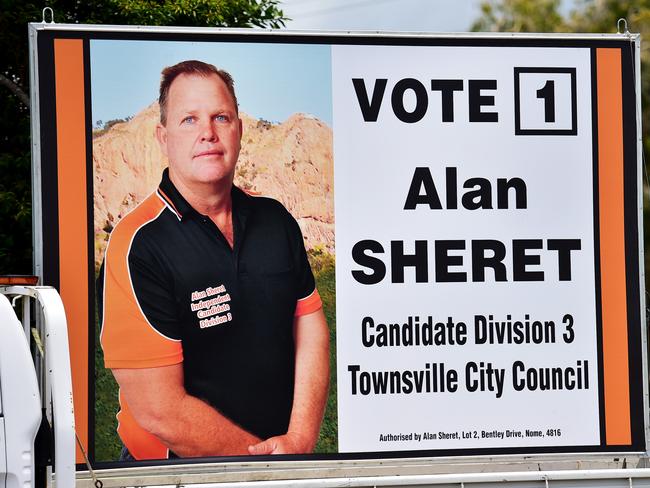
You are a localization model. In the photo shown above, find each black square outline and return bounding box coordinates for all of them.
[514,67,578,135]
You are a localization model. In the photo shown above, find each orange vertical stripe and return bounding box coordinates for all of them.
[54,38,88,462]
[597,48,631,445]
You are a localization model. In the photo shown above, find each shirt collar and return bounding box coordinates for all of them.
[156,168,252,223]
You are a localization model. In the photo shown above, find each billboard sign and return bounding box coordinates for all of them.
[29,24,645,465]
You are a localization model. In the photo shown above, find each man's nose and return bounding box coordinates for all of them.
[199,120,218,142]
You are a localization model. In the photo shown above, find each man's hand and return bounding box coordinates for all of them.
[247,431,310,455]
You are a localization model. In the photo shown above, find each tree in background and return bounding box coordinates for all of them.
[471,0,568,32]
[0,0,286,275]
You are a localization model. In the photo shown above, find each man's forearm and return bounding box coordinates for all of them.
[288,309,330,450]
[147,391,261,457]
[247,309,330,456]
[113,365,260,458]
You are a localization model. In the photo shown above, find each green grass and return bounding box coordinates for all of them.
[94,252,338,460]
[310,251,338,454]
[94,319,122,461]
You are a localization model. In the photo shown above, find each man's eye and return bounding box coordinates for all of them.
[215,114,229,122]
[182,116,195,124]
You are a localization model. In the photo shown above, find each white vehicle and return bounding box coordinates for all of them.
[0,282,75,488]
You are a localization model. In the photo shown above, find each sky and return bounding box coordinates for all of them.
[90,41,332,126]
[279,0,485,32]
[279,0,577,32]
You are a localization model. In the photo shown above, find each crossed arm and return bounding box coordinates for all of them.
[112,308,330,457]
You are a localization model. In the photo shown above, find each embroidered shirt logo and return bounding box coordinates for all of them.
[190,284,232,329]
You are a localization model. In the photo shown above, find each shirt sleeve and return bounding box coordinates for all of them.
[287,211,323,317]
[99,210,183,369]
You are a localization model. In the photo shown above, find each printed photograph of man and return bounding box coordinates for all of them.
[98,60,330,461]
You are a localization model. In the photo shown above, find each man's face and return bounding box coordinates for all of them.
[156,73,242,189]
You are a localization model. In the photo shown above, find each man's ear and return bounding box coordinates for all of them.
[155,123,168,156]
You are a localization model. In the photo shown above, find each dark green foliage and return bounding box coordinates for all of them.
[471,0,567,32]
[0,1,32,275]
[0,0,286,276]
[0,89,31,274]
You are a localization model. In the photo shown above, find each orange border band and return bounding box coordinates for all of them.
[54,38,88,462]
[597,47,631,445]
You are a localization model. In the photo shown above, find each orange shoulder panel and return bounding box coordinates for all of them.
[101,193,183,369]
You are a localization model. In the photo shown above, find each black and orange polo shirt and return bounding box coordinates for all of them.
[98,169,322,460]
